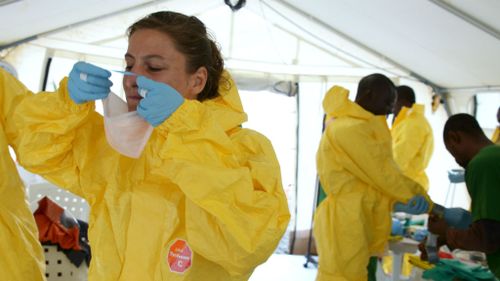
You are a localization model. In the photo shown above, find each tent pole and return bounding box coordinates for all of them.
[429,0,500,42]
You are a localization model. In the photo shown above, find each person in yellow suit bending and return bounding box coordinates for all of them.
[14,11,290,281]
[392,85,434,191]
[315,74,432,281]
[0,68,45,280]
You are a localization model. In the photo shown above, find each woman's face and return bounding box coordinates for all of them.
[123,29,201,111]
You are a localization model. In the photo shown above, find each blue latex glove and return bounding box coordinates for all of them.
[394,195,429,215]
[412,229,428,241]
[391,218,404,236]
[444,207,472,230]
[68,61,112,104]
[136,76,184,127]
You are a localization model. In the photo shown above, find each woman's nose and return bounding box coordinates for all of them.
[123,74,137,88]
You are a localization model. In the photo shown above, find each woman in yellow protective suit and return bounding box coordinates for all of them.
[15,11,290,281]
[0,68,45,280]
[314,74,432,281]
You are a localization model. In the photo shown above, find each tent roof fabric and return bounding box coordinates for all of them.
[1,0,499,91]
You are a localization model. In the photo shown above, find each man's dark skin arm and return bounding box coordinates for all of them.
[428,215,500,254]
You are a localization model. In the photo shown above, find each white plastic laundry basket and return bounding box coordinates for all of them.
[26,180,90,280]
[43,245,88,281]
[26,182,89,221]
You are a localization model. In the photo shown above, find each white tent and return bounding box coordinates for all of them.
[2,0,500,88]
[1,0,499,256]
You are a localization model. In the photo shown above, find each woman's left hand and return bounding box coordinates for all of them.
[137,76,184,127]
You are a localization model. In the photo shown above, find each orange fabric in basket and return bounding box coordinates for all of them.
[34,196,81,251]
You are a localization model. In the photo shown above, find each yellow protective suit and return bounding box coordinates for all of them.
[0,69,46,280]
[15,71,290,281]
[492,127,499,144]
[391,104,434,191]
[314,86,430,281]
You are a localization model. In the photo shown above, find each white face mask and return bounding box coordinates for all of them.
[102,92,153,158]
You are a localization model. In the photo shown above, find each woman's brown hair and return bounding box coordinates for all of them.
[128,11,225,101]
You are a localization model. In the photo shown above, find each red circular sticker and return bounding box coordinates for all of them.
[168,239,192,274]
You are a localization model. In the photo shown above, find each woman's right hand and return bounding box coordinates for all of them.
[68,61,113,104]
[136,76,184,127]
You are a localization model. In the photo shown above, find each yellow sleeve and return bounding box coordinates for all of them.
[0,70,46,281]
[0,69,33,147]
[14,78,96,198]
[153,101,290,277]
[492,127,499,144]
[392,119,426,172]
[332,120,428,204]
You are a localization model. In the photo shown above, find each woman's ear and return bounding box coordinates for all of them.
[188,66,208,99]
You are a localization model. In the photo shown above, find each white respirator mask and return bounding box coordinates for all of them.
[102,92,153,158]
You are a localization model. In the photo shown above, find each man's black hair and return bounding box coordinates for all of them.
[396,85,416,104]
[356,73,395,98]
[443,113,485,140]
